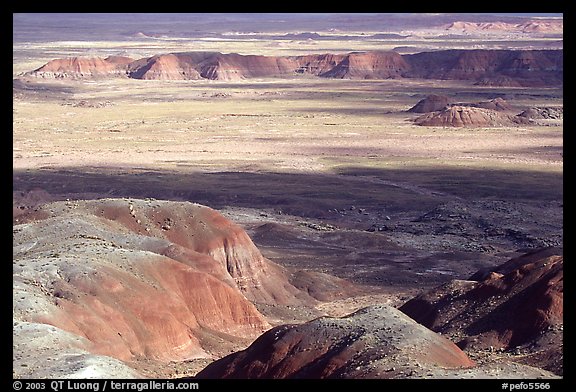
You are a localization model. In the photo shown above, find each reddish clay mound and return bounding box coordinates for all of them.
[196,305,475,379]
[408,94,450,113]
[29,56,134,78]
[33,256,268,362]
[399,247,563,375]
[13,198,314,373]
[414,105,527,127]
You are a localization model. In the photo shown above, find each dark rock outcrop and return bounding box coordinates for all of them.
[403,49,563,87]
[518,107,563,120]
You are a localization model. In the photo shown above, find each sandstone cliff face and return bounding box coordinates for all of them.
[26,49,563,87]
[320,51,410,79]
[29,56,134,78]
[13,198,311,375]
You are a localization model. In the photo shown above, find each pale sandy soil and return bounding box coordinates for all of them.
[13,78,562,173]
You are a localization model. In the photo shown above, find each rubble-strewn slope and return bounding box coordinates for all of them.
[196,304,557,379]
[400,247,563,375]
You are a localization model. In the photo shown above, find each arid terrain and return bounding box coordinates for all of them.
[13,13,563,380]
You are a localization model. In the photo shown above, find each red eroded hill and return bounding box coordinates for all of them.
[196,305,475,379]
[413,105,528,127]
[29,56,134,78]
[399,247,563,375]
[126,53,204,80]
[13,198,312,366]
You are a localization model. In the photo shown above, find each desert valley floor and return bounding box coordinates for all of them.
[13,13,563,380]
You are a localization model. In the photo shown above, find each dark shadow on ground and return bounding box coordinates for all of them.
[336,166,562,202]
[13,165,562,219]
[12,165,563,289]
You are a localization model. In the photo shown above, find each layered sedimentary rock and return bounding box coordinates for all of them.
[13,198,311,377]
[413,105,528,127]
[29,56,134,78]
[319,51,410,79]
[26,49,563,86]
[126,53,205,80]
[404,49,562,87]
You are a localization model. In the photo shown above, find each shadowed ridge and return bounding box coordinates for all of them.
[400,248,563,375]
